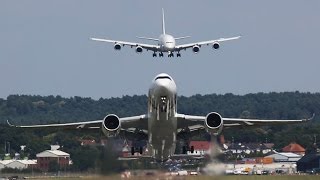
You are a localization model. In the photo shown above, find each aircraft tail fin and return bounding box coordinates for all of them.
[162,8,166,35]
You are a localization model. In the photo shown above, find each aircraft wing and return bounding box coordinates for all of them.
[91,38,160,52]
[176,113,314,133]
[7,114,148,131]
[175,36,241,51]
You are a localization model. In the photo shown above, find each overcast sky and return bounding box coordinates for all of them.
[0,0,319,99]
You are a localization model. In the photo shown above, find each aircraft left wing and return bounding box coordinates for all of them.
[175,36,241,51]
[91,38,160,52]
[176,113,314,133]
[7,114,148,131]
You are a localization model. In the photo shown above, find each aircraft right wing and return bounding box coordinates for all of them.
[175,36,241,51]
[91,38,160,52]
[176,113,314,134]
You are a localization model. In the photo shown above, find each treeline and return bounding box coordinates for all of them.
[0,92,320,171]
[1,92,319,125]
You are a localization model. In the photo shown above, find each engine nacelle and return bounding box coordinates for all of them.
[212,42,220,49]
[102,114,121,137]
[135,46,143,53]
[192,45,200,53]
[205,112,223,136]
[114,43,121,50]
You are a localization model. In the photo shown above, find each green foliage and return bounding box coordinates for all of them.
[71,146,100,172]
[0,92,320,172]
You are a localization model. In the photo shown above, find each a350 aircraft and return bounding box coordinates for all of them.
[8,73,313,162]
[91,9,241,57]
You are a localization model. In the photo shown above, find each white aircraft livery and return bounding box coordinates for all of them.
[91,9,241,57]
[8,73,313,162]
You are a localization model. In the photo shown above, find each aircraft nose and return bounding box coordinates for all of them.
[155,80,174,95]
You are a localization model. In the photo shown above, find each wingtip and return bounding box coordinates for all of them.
[7,119,15,127]
[307,113,315,121]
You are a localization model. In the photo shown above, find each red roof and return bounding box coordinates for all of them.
[282,143,305,152]
[189,141,210,150]
[80,139,96,146]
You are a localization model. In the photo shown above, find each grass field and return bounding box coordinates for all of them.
[21,175,320,180]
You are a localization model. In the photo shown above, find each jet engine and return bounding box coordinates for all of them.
[102,114,121,137]
[212,42,220,49]
[204,112,223,136]
[114,43,121,50]
[192,45,200,53]
[136,46,143,53]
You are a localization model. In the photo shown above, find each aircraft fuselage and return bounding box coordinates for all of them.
[158,34,176,52]
[147,73,177,161]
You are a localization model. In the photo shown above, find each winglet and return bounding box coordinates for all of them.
[307,113,316,121]
[7,119,16,127]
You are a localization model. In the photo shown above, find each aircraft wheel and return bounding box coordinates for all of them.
[131,146,135,155]
[190,146,194,153]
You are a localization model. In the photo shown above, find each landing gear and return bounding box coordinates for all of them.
[131,146,143,155]
[177,53,181,57]
[190,146,194,153]
[159,52,164,57]
[182,145,194,154]
[168,53,174,57]
[153,52,157,57]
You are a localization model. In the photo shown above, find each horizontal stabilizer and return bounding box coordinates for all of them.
[136,36,159,42]
[174,36,191,40]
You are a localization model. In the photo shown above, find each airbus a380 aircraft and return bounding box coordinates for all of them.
[91,9,241,57]
[8,73,314,162]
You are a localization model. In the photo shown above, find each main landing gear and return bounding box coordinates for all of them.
[131,146,143,155]
[152,52,181,57]
[182,145,194,154]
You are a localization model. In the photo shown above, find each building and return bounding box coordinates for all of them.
[297,153,320,172]
[6,160,37,169]
[266,152,302,162]
[80,139,97,146]
[226,143,272,155]
[36,150,70,171]
[0,160,36,170]
[0,160,13,170]
[188,141,210,155]
[282,143,305,155]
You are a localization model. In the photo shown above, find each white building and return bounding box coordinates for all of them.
[6,160,37,169]
[0,160,13,170]
[266,152,302,162]
[0,160,36,170]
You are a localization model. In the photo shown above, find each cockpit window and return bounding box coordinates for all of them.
[166,42,173,43]
[155,76,172,81]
